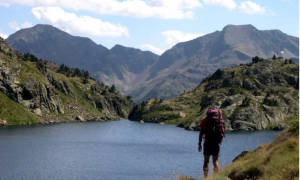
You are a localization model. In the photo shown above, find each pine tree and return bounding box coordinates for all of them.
[58,64,65,73]
[141,101,146,108]
[101,89,107,95]
[74,68,82,77]
[83,71,89,84]
[284,59,289,64]
[109,84,116,93]
[126,96,132,101]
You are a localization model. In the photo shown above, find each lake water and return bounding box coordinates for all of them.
[0,120,278,180]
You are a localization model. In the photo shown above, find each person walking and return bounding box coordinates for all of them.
[198,108,225,177]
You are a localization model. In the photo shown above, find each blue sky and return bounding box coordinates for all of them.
[0,0,298,55]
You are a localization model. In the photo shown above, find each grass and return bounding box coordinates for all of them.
[265,116,299,130]
[0,91,39,125]
[46,71,111,120]
[178,116,299,180]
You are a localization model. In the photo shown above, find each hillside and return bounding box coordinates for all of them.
[179,116,299,180]
[0,37,134,125]
[6,24,299,103]
[128,56,299,131]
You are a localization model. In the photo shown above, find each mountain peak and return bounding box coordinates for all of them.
[31,24,63,33]
[222,24,258,32]
[111,44,145,51]
[111,44,128,51]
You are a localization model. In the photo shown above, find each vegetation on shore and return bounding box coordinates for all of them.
[178,116,299,180]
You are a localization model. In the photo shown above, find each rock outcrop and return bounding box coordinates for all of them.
[129,57,299,130]
[0,37,134,125]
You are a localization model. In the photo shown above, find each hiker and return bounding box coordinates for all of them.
[198,108,225,177]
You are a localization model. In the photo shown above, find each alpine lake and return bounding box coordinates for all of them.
[0,120,278,180]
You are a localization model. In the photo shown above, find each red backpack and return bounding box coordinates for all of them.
[205,109,225,144]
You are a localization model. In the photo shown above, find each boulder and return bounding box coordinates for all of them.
[186,122,198,131]
[32,108,42,116]
[76,115,84,122]
[179,112,186,118]
[0,120,7,126]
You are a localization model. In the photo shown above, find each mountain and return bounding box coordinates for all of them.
[128,57,299,131]
[130,24,299,102]
[6,24,299,103]
[6,24,159,97]
[0,37,134,125]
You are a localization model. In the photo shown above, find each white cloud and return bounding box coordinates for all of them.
[141,30,205,55]
[146,0,202,9]
[21,21,33,28]
[141,44,165,55]
[203,0,236,10]
[9,21,33,31]
[30,7,130,37]
[0,2,9,7]
[3,0,202,19]
[0,28,9,39]
[9,21,20,31]
[238,1,272,15]
[161,30,205,47]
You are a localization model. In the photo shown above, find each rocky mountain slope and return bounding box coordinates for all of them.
[0,37,134,125]
[128,56,299,131]
[6,24,299,103]
[131,25,299,102]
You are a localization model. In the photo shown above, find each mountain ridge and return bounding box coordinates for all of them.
[131,24,298,102]
[5,24,299,103]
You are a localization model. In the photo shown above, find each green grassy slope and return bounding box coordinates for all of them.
[178,116,299,180]
[0,91,39,125]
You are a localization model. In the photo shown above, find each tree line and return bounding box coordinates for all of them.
[57,63,95,84]
[252,54,294,64]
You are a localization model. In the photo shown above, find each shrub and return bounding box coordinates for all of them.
[101,89,107,95]
[263,98,279,106]
[289,121,299,135]
[230,106,241,121]
[227,88,240,96]
[242,97,251,107]
[252,56,264,63]
[253,90,261,96]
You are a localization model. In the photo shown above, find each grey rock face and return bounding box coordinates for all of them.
[0,64,64,117]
